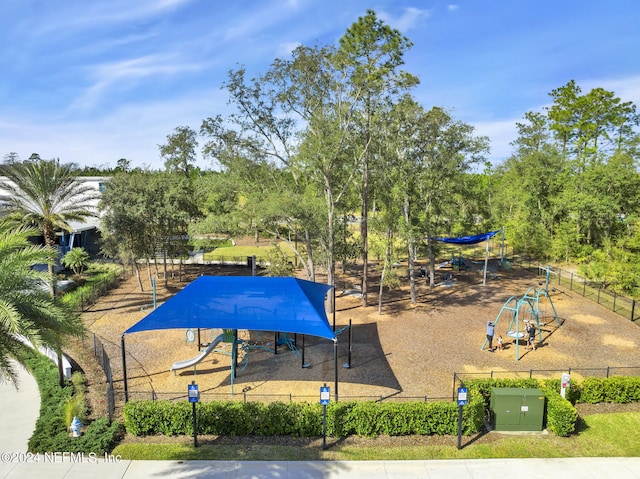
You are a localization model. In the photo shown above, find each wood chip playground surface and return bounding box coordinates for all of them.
[81,260,640,409]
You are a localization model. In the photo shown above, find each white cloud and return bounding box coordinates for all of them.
[447,5,460,12]
[581,75,640,105]
[0,88,228,170]
[68,54,204,112]
[222,0,301,42]
[472,118,519,165]
[277,42,302,57]
[27,0,194,36]
[378,7,430,33]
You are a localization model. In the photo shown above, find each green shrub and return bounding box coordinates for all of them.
[60,263,123,310]
[23,350,122,454]
[61,248,91,275]
[64,396,87,427]
[123,398,484,438]
[122,376,640,440]
[578,376,640,404]
[544,391,578,436]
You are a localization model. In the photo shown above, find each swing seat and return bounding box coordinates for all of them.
[506,331,525,339]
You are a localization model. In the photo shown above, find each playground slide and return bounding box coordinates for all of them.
[170,333,225,373]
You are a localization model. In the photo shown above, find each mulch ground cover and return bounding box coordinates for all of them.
[78,259,640,414]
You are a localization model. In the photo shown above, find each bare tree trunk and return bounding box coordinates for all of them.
[304,230,315,282]
[361,165,369,307]
[428,237,436,288]
[377,226,392,314]
[163,249,168,288]
[146,259,153,287]
[135,261,144,292]
[403,193,417,304]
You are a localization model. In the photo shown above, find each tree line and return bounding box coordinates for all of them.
[3,10,640,303]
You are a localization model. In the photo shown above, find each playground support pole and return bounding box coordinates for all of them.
[301,334,311,368]
[482,238,489,286]
[152,277,157,309]
[334,340,338,402]
[345,318,352,369]
[231,330,237,396]
[333,288,336,331]
[121,334,128,403]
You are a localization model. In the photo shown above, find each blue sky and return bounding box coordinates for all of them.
[1,0,639,171]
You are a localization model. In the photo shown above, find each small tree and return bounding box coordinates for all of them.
[62,248,90,276]
[264,243,295,277]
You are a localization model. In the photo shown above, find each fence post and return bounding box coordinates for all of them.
[583,279,586,296]
[452,373,457,401]
[598,285,601,304]
[570,272,573,291]
[632,300,636,322]
[613,292,617,312]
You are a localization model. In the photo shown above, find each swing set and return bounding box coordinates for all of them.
[482,265,562,360]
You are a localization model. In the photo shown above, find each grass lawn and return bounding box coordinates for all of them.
[112,411,640,461]
[203,242,296,263]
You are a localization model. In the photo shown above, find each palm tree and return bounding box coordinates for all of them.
[0,157,98,295]
[0,221,83,386]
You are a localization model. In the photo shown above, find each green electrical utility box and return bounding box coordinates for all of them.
[489,387,545,432]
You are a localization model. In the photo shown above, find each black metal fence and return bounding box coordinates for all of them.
[508,258,640,323]
[88,333,116,421]
[122,389,451,404]
[72,269,127,312]
[445,240,639,324]
[452,366,640,400]
[82,250,640,413]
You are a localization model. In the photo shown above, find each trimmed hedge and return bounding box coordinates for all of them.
[123,395,486,438]
[60,263,123,311]
[123,400,323,437]
[539,384,579,437]
[577,376,640,404]
[122,376,640,440]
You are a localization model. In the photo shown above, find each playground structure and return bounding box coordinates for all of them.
[432,230,501,285]
[175,327,312,374]
[482,265,562,360]
[170,333,225,374]
[173,321,353,376]
[120,276,360,401]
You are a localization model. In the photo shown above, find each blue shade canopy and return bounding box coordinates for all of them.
[433,230,500,245]
[124,276,336,341]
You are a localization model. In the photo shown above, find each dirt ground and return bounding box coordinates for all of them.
[78,257,640,415]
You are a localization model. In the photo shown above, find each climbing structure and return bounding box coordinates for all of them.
[481,266,562,361]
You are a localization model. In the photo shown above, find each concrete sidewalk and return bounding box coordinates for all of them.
[1,457,639,479]
[2,365,640,478]
[0,361,40,454]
